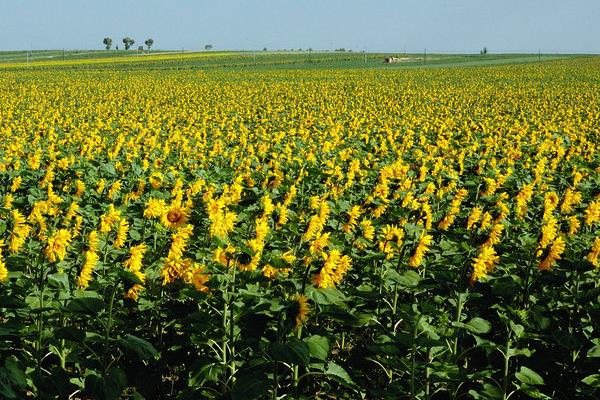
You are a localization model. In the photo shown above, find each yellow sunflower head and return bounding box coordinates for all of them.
[162,204,189,229]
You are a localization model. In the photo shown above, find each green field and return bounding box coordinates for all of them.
[0,49,578,71]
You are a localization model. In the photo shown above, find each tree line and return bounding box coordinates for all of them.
[102,38,214,51]
[102,37,153,51]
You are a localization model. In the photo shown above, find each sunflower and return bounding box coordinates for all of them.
[44,229,72,263]
[0,240,8,282]
[539,236,566,271]
[293,294,310,328]
[162,203,189,229]
[586,237,600,267]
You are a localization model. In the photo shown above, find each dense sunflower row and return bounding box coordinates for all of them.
[0,57,599,399]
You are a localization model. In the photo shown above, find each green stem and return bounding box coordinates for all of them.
[521,250,537,308]
[102,233,111,276]
[453,293,465,358]
[293,325,303,396]
[272,311,284,400]
[155,286,164,342]
[502,334,511,400]
[272,361,279,400]
[376,242,389,317]
[426,347,432,398]
[222,294,228,393]
[59,316,67,370]
[222,258,232,394]
[229,261,236,383]
[391,283,399,330]
[36,263,45,399]
[141,219,148,242]
[104,280,120,374]
[300,262,312,294]
[410,315,420,399]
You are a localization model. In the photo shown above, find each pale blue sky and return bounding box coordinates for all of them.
[1,0,599,53]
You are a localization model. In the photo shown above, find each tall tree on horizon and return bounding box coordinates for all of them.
[145,38,154,51]
[102,37,112,50]
[122,37,135,50]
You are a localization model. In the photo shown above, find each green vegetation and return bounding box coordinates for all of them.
[0,51,598,399]
[0,49,577,72]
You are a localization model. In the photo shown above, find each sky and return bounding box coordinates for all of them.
[1,0,599,53]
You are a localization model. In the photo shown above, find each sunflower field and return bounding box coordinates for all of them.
[0,55,599,399]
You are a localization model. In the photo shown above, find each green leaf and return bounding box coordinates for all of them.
[324,362,355,386]
[391,270,421,287]
[270,337,310,366]
[231,369,271,400]
[417,319,440,339]
[306,286,347,306]
[130,392,145,400]
[189,358,224,386]
[587,345,600,358]
[3,358,26,388]
[520,387,552,399]
[510,322,525,338]
[304,335,329,361]
[129,230,141,241]
[464,317,491,334]
[119,335,158,360]
[212,235,229,248]
[468,383,503,399]
[0,357,27,399]
[118,270,143,285]
[508,348,532,358]
[0,375,17,399]
[491,275,521,298]
[582,374,600,388]
[101,162,117,177]
[47,272,70,291]
[85,367,127,400]
[53,327,86,342]
[64,297,105,314]
[0,296,26,309]
[515,366,544,386]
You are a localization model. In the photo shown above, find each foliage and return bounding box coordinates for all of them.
[0,57,598,399]
[103,37,113,51]
[122,37,135,50]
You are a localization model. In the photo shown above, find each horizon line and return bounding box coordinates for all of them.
[1,48,599,55]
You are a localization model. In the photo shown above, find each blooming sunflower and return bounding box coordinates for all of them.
[161,203,190,229]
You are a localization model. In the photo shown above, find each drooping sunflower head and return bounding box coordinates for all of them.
[290,294,310,328]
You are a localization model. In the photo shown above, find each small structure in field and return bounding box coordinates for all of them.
[384,57,400,63]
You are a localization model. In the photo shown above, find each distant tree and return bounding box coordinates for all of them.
[263,47,267,51]
[102,37,113,50]
[481,47,488,55]
[204,44,213,51]
[145,38,154,51]
[122,37,135,50]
